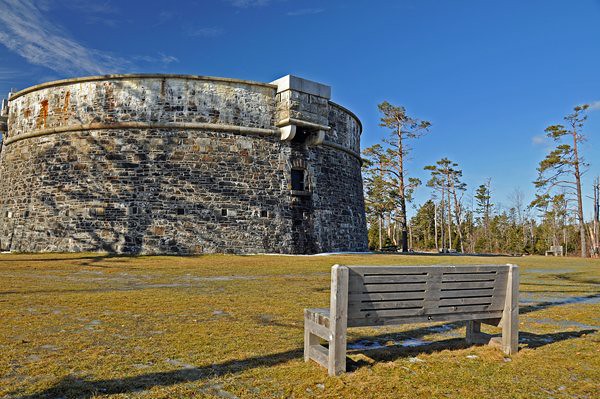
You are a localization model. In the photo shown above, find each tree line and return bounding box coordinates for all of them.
[363,102,599,258]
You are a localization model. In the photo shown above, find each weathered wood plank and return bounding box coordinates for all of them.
[439,288,499,298]
[304,322,321,362]
[349,291,427,302]
[349,266,435,274]
[305,318,332,341]
[348,265,509,275]
[438,297,494,306]
[440,281,497,290]
[357,307,425,319]
[309,344,329,368]
[304,308,330,329]
[349,282,428,293]
[430,304,498,313]
[347,310,504,327]
[328,265,348,376]
[354,302,501,320]
[437,265,508,272]
[424,270,443,302]
[351,280,502,293]
[361,274,431,284]
[501,264,519,355]
[442,270,507,282]
[349,299,425,311]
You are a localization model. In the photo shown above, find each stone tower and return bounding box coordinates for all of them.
[0,74,368,254]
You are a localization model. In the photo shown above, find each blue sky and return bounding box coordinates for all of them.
[1,0,599,218]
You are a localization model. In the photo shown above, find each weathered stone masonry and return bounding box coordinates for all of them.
[0,74,368,254]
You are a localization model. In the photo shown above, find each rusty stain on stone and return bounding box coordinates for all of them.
[63,91,70,123]
[37,99,49,128]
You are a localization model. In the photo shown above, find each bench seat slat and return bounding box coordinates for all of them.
[348,310,504,328]
[353,302,502,319]
[353,297,505,312]
[348,265,507,275]
[350,280,503,294]
[349,282,428,293]
[350,291,428,302]
[438,296,495,307]
[442,270,508,282]
[359,274,431,284]
[349,299,425,311]
[440,281,498,290]
[437,288,502,298]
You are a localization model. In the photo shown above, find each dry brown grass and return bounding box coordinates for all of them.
[0,253,599,398]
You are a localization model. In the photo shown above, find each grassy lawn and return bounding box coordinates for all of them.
[0,253,599,398]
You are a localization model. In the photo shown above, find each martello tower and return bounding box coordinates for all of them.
[0,74,367,254]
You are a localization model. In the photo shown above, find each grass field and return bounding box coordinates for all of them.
[0,253,599,398]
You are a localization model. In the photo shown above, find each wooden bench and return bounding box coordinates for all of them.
[304,264,519,375]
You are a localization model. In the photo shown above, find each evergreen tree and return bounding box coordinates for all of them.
[376,101,430,252]
[474,179,493,252]
[532,104,590,257]
[425,158,466,251]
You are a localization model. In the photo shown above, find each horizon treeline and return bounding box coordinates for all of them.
[362,102,600,257]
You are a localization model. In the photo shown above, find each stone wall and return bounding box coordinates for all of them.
[0,74,367,254]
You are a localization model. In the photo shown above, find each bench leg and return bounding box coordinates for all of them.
[501,307,518,354]
[501,264,519,355]
[327,265,349,376]
[327,329,347,376]
[466,320,481,344]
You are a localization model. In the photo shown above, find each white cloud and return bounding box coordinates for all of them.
[0,67,24,82]
[225,0,272,8]
[0,0,130,75]
[286,8,324,16]
[532,135,547,146]
[588,100,600,111]
[187,27,225,38]
[132,53,179,65]
[0,0,179,75]
[62,0,118,14]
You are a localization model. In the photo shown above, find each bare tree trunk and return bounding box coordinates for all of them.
[440,192,446,250]
[378,214,382,251]
[572,129,587,257]
[447,182,453,250]
[434,201,439,251]
[450,181,465,252]
[397,126,409,252]
[593,177,599,257]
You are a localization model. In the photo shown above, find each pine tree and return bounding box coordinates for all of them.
[425,158,466,252]
[532,104,590,257]
[474,180,493,252]
[377,101,430,252]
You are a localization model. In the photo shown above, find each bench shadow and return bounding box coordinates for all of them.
[521,293,600,314]
[11,349,303,399]
[12,325,596,399]
[519,329,596,349]
[346,327,597,370]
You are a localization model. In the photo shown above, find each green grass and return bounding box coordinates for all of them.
[0,253,599,398]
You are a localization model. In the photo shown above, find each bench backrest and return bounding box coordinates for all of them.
[330,264,517,328]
